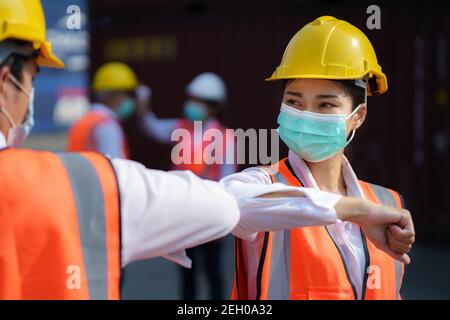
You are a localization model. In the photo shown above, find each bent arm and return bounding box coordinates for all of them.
[113,158,240,268]
[220,168,342,241]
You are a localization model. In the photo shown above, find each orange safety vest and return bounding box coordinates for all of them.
[0,148,121,300]
[67,111,130,159]
[172,119,231,180]
[231,157,405,300]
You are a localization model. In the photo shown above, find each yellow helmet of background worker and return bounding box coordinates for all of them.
[0,0,64,68]
[92,62,138,92]
[267,16,387,95]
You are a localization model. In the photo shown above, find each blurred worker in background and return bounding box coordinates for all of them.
[222,16,415,300]
[142,72,236,180]
[140,72,237,299]
[0,0,240,299]
[67,62,138,158]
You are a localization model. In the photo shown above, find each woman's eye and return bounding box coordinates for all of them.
[319,102,336,108]
[286,99,300,106]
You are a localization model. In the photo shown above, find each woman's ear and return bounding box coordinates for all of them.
[0,65,11,108]
[352,103,367,130]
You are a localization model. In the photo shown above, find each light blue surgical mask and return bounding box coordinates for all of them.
[0,74,35,147]
[277,103,361,162]
[183,100,208,121]
[115,98,136,119]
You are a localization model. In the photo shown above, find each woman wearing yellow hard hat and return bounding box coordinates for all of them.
[222,16,415,300]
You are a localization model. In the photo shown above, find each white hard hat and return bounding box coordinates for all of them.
[186,72,227,103]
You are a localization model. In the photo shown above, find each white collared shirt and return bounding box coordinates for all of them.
[0,132,240,269]
[220,150,367,299]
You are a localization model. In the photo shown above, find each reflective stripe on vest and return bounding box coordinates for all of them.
[359,180,404,300]
[232,157,405,300]
[0,149,121,299]
[57,153,109,299]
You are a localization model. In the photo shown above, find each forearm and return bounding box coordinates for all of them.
[261,192,381,224]
[334,196,370,223]
[141,111,179,144]
[232,195,339,240]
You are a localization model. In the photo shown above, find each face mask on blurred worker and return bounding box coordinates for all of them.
[277,103,361,162]
[115,98,136,119]
[0,74,35,147]
[183,100,208,121]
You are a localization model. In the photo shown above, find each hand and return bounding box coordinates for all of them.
[362,205,414,264]
[335,197,415,264]
[387,211,415,260]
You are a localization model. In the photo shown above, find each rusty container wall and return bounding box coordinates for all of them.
[89,0,450,243]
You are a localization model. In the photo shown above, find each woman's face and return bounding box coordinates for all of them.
[282,78,366,137]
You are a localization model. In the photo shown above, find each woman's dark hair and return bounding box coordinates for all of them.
[281,79,367,110]
[0,40,37,83]
[335,80,366,110]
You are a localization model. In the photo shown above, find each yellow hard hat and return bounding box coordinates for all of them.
[92,62,138,92]
[0,0,64,68]
[267,16,387,95]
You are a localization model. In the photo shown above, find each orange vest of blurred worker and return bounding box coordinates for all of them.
[0,148,121,300]
[67,111,130,158]
[173,119,230,180]
[231,157,405,300]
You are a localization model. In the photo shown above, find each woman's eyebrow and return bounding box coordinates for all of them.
[285,92,340,99]
[285,91,303,97]
[316,94,339,99]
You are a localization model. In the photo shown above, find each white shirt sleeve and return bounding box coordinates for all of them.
[111,159,240,268]
[93,120,126,159]
[220,167,342,241]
